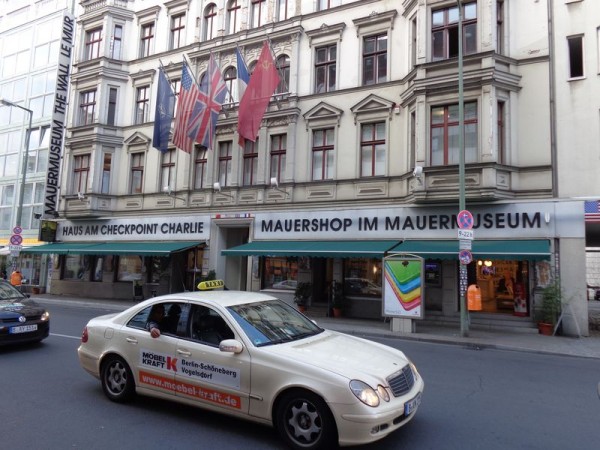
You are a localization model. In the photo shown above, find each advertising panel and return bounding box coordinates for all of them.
[383,255,424,319]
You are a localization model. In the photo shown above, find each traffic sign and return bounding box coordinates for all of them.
[13,226,22,235]
[458,229,474,240]
[9,244,22,257]
[10,234,23,245]
[459,249,473,265]
[457,210,474,229]
[459,239,472,250]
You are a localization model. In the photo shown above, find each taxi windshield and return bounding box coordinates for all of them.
[228,300,323,347]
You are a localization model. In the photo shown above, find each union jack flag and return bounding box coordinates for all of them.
[585,200,600,222]
[187,54,228,150]
[172,62,199,153]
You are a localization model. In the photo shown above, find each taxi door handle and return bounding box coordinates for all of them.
[177,349,191,357]
[126,337,138,344]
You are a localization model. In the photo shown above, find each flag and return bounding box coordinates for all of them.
[585,201,600,222]
[237,41,280,147]
[152,67,175,153]
[172,61,200,153]
[187,54,228,150]
[236,47,250,101]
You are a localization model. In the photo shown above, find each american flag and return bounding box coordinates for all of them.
[187,54,228,150]
[584,200,600,222]
[172,62,200,153]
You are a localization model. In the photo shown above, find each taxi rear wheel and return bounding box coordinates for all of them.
[101,356,135,402]
[275,390,337,450]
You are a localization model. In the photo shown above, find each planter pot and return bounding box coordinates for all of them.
[32,287,40,295]
[332,307,342,318]
[538,322,554,336]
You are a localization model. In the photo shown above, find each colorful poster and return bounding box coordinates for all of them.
[383,256,424,318]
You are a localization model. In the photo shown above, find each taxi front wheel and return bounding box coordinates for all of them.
[275,390,338,450]
[101,356,135,403]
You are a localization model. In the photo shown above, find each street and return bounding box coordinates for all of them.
[1,300,599,450]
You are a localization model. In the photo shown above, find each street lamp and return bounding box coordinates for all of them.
[0,98,33,265]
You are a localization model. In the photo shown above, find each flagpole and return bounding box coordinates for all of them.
[264,36,282,109]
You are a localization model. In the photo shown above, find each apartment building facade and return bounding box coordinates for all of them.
[2,0,597,336]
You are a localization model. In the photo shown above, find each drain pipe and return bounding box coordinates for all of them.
[547,0,558,198]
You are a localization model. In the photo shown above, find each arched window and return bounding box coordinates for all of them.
[275,54,290,94]
[223,66,237,103]
[203,3,217,41]
[226,0,240,35]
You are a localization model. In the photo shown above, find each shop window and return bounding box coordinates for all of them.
[117,255,143,282]
[62,254,89,281]
[263,257,298,290]
[343,258,382,297]
[475,260,530,315]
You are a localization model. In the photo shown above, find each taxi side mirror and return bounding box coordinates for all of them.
[219,339,243,354]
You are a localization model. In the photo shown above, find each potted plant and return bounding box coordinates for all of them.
[331,281,345,317]
[294,282,312,312]
[537,281,562,335]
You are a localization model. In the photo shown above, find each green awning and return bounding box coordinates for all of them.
[393,239,551,260]
[21,242,104,255]
[22,241,202,256]
[222,240,402,258]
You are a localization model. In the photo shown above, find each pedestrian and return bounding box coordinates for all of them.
[10,268,23,291]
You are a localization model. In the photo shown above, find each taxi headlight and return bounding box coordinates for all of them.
[41,311,50,321]
[377,384,390,402]
[349,380,380,407]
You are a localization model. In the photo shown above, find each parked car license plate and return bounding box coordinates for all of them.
[9,324,38,334]
[404,392,421,415]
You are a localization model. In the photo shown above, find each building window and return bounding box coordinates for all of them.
[318,0,341,11]
[101,152,112,194]
[107,87,117,126]
[312,128,334,181]
[161,149,176,191]
[72,154,90,194]
[29,70,55,119]
[430,102,478,166]
[497,101,505,164]
[243,139,258,186]
[85,28,102,60]
[250,0,267,28]
[0,130,20,178]
[135,85,150,124]
[0,185,15,230]
[194,146,208,189]
[172,78,181,112]
[170,13,185,50]
[226,0,241,35]
[567,35,584,78]
[27,126,50,174]
[140,22,155,58]
[130,152,144,194]
[363,34,387,85]
[79,90,96,126]
[218,141,233,187]
[277,0,289,21]
[223,66,237,103]
[411,17,417,68]
[360,122,386,177]
[270,134,286,182]
[497,0,505,55]
[275,55,290,94]
[110,25,123,59]
[315,44,336,93]
[203,3,217,41]
[432,2,477,61]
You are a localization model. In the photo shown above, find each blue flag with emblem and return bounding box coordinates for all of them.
[152,67,175,153]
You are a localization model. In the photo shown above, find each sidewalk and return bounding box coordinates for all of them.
[33,293,600,360]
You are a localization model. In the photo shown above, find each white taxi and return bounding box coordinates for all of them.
[78,283,423,449]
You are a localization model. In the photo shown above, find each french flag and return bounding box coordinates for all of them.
[236,47,250,102]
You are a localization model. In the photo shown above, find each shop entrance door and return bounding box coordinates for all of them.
[311,258,332,305]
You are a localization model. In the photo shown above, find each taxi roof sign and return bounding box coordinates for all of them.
[197,279,225,291]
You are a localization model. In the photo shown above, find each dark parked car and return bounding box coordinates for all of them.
[0,280,49,345]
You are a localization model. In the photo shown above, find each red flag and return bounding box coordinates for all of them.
[238,42,280,147]
[172,62,200,153]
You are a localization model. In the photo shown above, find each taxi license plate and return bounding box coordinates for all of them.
[9,324,38,334]
[404,392,421,415]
